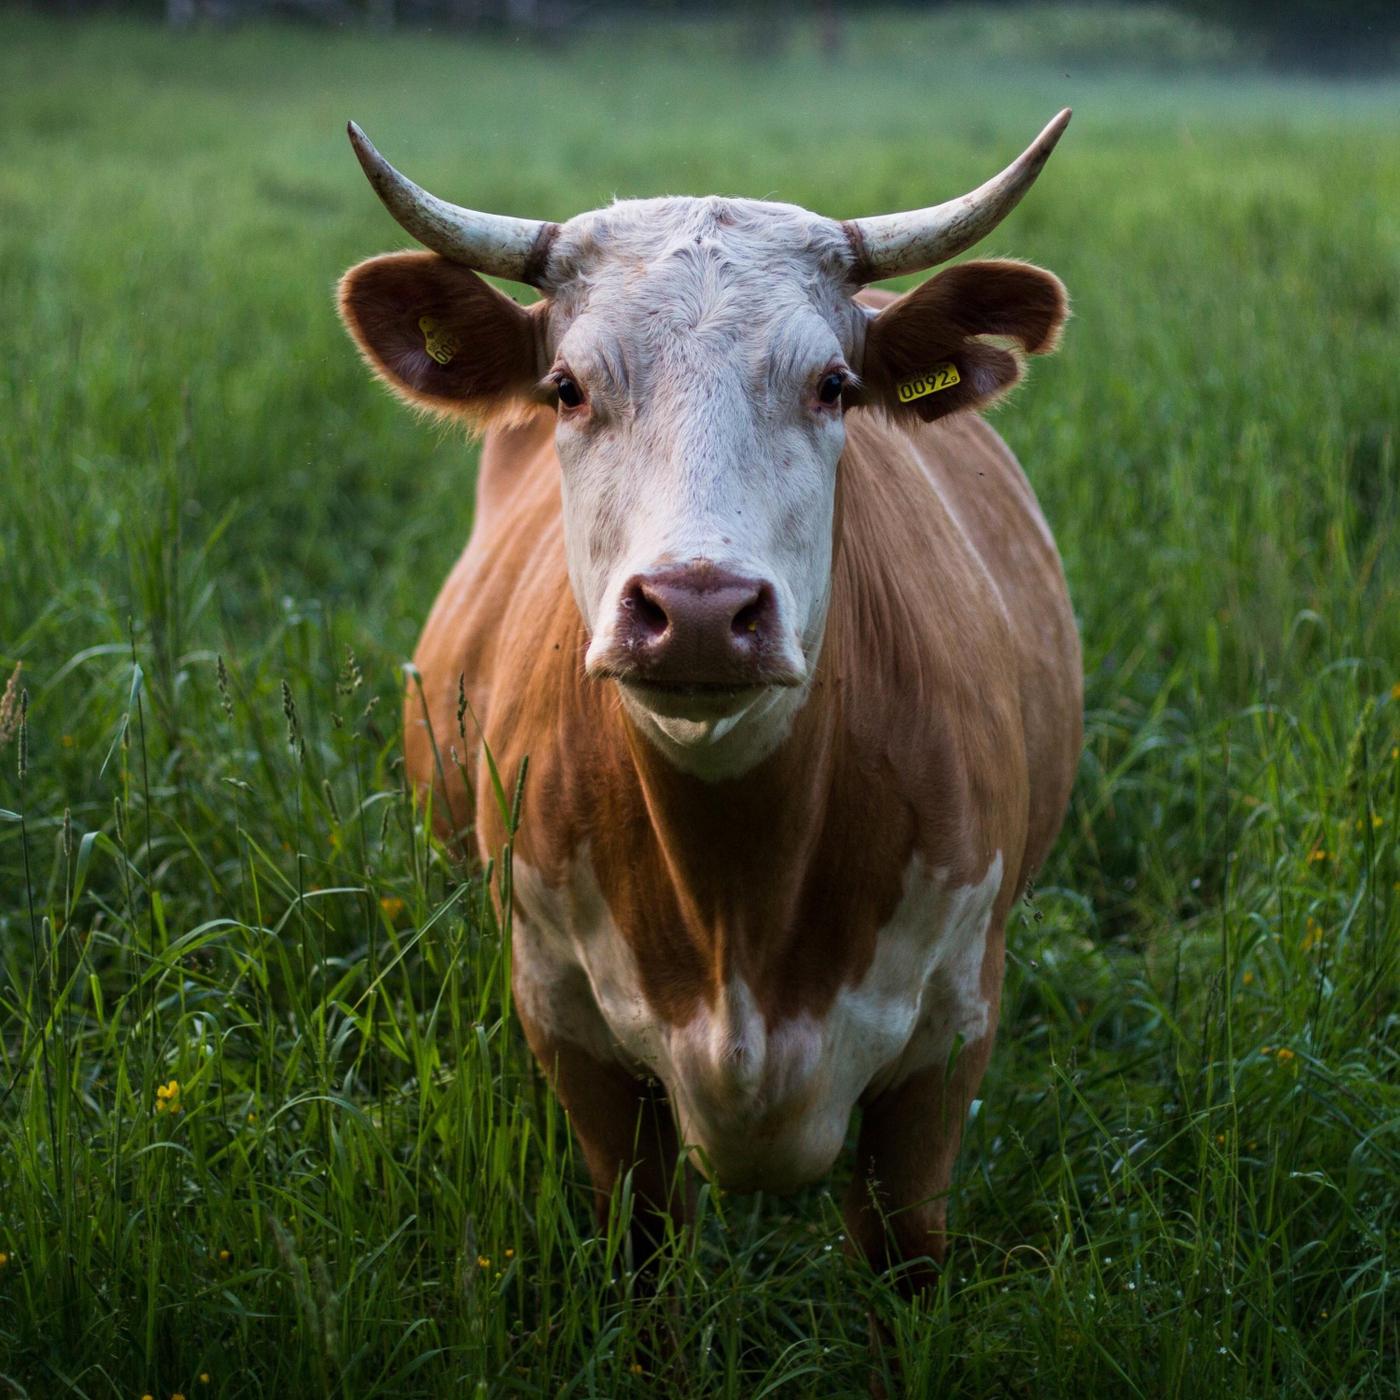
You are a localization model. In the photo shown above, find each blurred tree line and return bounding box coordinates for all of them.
[19,0,1400,72]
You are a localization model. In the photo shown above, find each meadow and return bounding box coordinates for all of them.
[0,5,1397,1396]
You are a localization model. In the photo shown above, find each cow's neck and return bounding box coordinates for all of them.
[615,678,843,988]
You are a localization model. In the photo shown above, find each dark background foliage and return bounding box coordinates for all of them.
[16,0,1400,73]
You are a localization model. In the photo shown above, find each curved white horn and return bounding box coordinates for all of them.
[845,109,1071,282]
[347,121,557,285]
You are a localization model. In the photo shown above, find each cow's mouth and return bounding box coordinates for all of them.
[594,664,805,693]
[618,677,770,722]
[627,679,765,697]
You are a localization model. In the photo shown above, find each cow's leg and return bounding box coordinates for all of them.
[515,1009,688,1266]
[843,1030,996,1296]
[555,1037,689,1262]
[511,915,690,1263]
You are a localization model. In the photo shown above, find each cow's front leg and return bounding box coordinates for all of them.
[843,1030,996,1297]
[511,913,690,1264]
[515,1006,688,1267]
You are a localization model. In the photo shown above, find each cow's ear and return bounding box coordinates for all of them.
[338,252,547,428]
[854,260,1067,423]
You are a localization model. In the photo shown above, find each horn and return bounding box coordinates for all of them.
[346,121,557,286]
[844,109,1071,282]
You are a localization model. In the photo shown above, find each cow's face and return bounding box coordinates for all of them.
[541,200,859,745]
[338,119,1070,772]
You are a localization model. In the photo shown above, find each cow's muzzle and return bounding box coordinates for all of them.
[588,563,805,699]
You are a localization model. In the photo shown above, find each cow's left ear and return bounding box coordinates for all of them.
[854,260,1067,423]
[338,251,548,429]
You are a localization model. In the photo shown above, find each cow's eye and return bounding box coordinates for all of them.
[817,371,846,406]
[556,376,585,410]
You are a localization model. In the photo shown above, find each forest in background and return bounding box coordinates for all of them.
[12,0,1400,72]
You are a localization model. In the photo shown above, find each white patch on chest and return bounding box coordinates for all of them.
[511,848,1003,1193]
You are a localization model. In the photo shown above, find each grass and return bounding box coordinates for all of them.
[0,4,1398,1396]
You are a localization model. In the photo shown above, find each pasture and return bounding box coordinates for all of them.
[0,6,1397,1396]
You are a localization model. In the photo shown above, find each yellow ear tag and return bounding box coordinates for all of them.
[895,363,961,404]
[418,315,461,366]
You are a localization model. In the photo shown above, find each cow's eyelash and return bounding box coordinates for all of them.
[545,368,587,409]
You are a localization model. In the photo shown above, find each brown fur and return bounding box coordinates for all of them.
[388,277,1080,1282]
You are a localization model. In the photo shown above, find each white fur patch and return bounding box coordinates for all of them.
[541,198,864,777]
[511,848,1003,1193]
[618,679,812,782]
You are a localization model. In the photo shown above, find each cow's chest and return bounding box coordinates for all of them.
[511,848,1003,1193]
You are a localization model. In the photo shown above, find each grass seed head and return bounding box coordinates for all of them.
[1343,696,1376,797]
[0,662,20,748]
[216,654,234,721]
[281,679,302,758]
[338,644,363,696]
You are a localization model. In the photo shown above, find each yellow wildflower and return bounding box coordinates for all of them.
[504,1248,515,1259]
[379,896,406,920]
[199,1375,211,1385]
[218,1248,231,1263]
[477,1255,491,1270]
[0,1251,8,1267]
[629,1362,645,1376]
[1242,971,1254,986]
[173,1393,187,1400]
[1306,847,1328,864]
[1390,682,1400,701]
[1275,1047,1296,1063]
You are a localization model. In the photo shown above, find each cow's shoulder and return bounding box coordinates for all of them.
[835,406,1080,891]
[407,409,584,847]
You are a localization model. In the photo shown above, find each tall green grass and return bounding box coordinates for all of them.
[1,7,1397,1396]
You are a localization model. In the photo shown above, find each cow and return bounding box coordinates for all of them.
[337,112,1082,1290]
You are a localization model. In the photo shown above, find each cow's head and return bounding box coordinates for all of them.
[339,115,1069,775]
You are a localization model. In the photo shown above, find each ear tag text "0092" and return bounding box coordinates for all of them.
[896,363,960,403]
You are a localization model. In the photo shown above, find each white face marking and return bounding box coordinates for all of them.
[618,681,810,782]
[540,198,867,773]
[511,849,1004,1194]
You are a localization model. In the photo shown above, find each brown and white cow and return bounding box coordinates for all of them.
[338,113,1082,1286]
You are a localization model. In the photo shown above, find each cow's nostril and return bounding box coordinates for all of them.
[623,580,669,639]
[732,598,763,638]
[731,584,773,640]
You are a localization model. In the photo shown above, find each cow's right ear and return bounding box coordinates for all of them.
[337,252,547,428]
